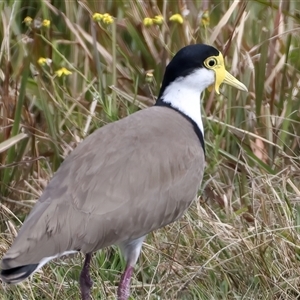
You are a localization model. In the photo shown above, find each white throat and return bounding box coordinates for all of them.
[160,68,215,135]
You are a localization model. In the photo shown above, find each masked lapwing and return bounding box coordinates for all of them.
[0,44,247,300]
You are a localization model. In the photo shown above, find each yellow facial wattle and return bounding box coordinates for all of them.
[204,52,248,94]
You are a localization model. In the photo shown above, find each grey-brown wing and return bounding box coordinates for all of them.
[2,107,204,267]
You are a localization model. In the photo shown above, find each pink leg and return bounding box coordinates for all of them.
[117,265,134,300]
[79,253,93,300]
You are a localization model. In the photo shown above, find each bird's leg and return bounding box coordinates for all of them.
[117,264,134,300]
[117,236,145,300]
[79,253,93,300]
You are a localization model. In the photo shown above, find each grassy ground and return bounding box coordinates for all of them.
[1,0,300,299]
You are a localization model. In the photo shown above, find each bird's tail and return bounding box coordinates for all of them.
[0,264,38,284]
[0,249,78,284]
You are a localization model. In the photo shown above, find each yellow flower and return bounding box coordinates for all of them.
[23,16,33,26]
[93,12,113,24]
[201,10,210,27]
[93,13,103,22]
[55,67,72,77]
[145,72,154,83]
[153,15,164,25]
[169,14,183,24]
[102,13,114,24]
[38,57,52,66]
[143,17,153,27]
[42,19,51,28]
[38,57,47,66]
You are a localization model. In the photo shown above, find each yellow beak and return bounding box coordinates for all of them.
[209,69,248,94]
[222,70,248,92]
[212,69,248,94]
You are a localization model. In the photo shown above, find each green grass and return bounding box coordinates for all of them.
[1,0,300,299]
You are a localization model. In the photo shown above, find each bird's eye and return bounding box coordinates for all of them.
[204,57,218,68]
[208,59,216,66]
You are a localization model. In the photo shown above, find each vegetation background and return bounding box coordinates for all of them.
[1,0,300,299]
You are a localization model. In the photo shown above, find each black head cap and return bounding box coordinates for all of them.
[157,44,219,99]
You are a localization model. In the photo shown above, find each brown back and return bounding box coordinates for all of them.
[2,106,205,269]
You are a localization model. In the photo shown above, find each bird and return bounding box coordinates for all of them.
[0,44,247,300]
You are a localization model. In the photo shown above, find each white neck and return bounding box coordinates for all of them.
[159,68,215,135]
[161,83,203,134]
